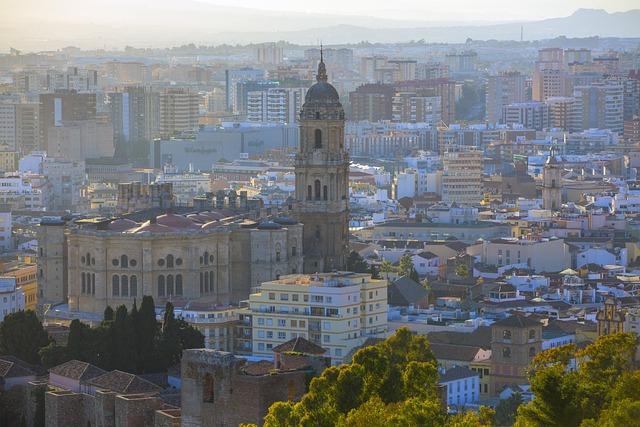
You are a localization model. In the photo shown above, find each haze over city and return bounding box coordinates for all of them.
[1,1,640,426]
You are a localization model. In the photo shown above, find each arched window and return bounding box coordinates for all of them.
[204,271,209,292]
[176,274,183,296]
[200,272,204,293]
[307,185,312,200]
[86,252,91,265]
[315,111,320,120]
[120,255,128,268]
[203,373,214,403]
[130,275,137,298]
[529,347,536,357]
[121,275,129,297]
[158,275,165,297]
[323,185,328,201]
[502,347,511,358]
[551,179,556,188]
[314,180,321,200]
[91,274,95,295]
[204,251,209,265]
[503,330,512,340]
[209,271,215,293]
[167,274,174,296]
[112,275,120,297]
[314,129,322,148]
[529,329,536,340]
[315,225,321,239]
[166,254,174,268]
[81,273,86,294]
[275,243,281,262]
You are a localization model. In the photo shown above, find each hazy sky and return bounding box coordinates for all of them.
[201,0,638,21]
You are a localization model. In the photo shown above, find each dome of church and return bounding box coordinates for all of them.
[303,49,341,105]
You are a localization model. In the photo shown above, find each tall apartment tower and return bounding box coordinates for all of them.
[159,88,199,138]
[441,149,483,206]
[542,147,562,211]
[294,52,349,273]
[486,71,526,124]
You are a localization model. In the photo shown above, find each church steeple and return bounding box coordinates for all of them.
[317,43,328,82]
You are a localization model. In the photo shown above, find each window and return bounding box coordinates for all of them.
[278,319,286,327]
[266,331,273,339]
[323,185,328,201]
[269,292,276,300]
[314,180,321,200]
[199,272,204,293]
[81,273,86,294]
[299,320,306,328]
[315,226,321,239]
[529,329,536,339]
[112,258,119,266]
[204,271,209,292]
[176,258,183,266]
[292,246,297,257]
[158,259,165,267]
[503,330,512,340]
[266,318,273,326]
[91,274,95,295]
[280,293,288,301]
[323,335,330,343]
[166,254,174,268]
[130,275,138,298]
[257,343,265,351]
[120,255,128,268]
[203,373,214,403]
[130,259,137,267]
[257,318,265,326]
[307,185,312,200]
[314,129,322,148]
[158,275,165,297]
[112,275,120,296]
[258,330,265,338]
[167,274,174,296]
[529,347,536,357]
[278,332,286,340]
[502,347,511,358]
[121,275,129,297]
[292,294,299,301]
[209,271,214,293]
[204,251,209,265]
[291,320,297,327]
[176,274,183,296]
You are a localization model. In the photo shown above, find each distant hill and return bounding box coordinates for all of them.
[1,4,639,51]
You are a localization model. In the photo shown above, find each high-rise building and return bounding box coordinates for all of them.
[445,51,477,74]
[247,272,388,364]
[235,81,279,118]
[225,68,265,112]
[573,80,624,134]
[255,43,284,65]
[45,120,114,161]
[159,88,200,138]
[388,59,418,82]
[564,48,592,67]
[294,55,349,273]
[39,90,97,152]
[395,79,457,124]
[392,92,441,125]
[0,103,16,152]
[624,70,640,120]
[486,71,526,124]
[348,83,395,122]
[547,97,581,131]
[502,102,550,131]
[246,87,305,124]
[15,103,40,155]
[108,86,160,159]
[441,149,483,206]
[359,56,388,82]
[624,116,640,145]
[532,49,568,102]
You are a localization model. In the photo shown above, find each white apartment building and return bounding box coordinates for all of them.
[440,366,480,408]
[248,272,388,364]
[155,172,211,206]
[0,176,45,211]
[246,88,305,124]
[441,150,483,206]
[0,277,24,320]
[394,169,418,199]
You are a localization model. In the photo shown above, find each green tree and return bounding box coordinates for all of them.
[455,263,470,279]
[495,392,522,426]
[112,305,138,372]
[347,251,370,273]
[398,254,414,277]
[515,333,639,427]
[38,341,69,369]
[159,302,183,368]
[103,305,114,322]
[0,310,49,364]
[176,317,205,350]
[136,295,160,373]
[380,259,395,274]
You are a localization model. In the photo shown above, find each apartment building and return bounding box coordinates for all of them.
[441,150,483,206]
[486,71,526,124]
[159,88,200,138]
[248,272,388,364]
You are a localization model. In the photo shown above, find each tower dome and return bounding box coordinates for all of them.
[301,46,344,120]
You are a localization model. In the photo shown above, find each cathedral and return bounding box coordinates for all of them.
[294,51,350,273]
[37,53,350,317]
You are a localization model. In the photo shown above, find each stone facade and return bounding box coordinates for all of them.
[180,349,310,427]
[52,213,303,315]
[294,53,349,273]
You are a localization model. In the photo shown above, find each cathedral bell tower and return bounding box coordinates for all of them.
[294,49,349,273]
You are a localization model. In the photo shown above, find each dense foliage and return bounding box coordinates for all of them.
[0,310,49,364]
[0,296,204,373]
[515,333,640,427]
[261,328,494,427]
